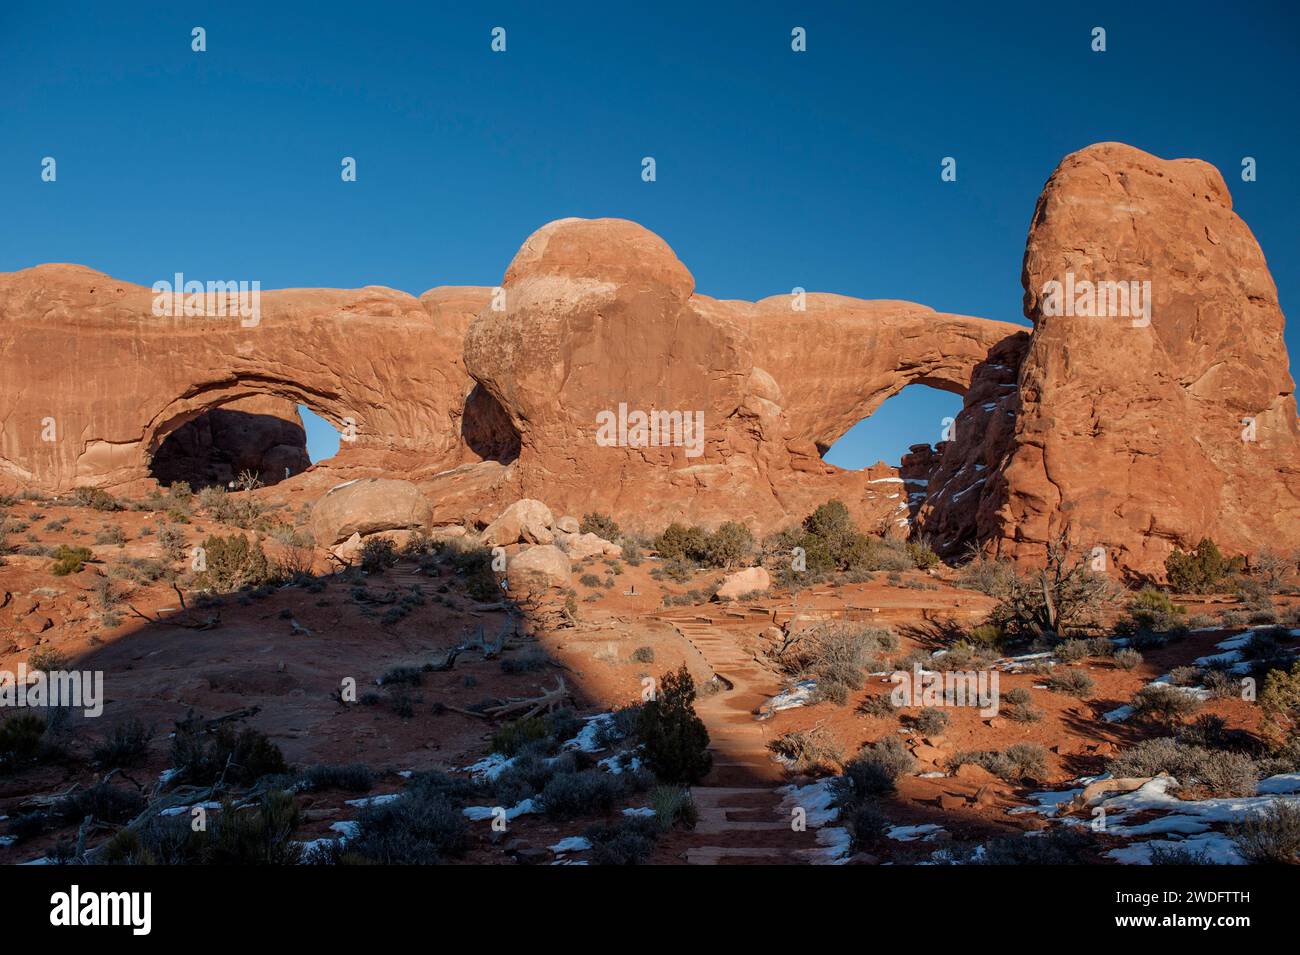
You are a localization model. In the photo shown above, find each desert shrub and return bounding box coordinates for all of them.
[907,538,940,570]
[987,537,1114,638]
[300,763,374,793]
[636,666,711,784]
[967,623,1006,650]
[1260,659,1300,748]
[648,785,697,832]
[1203,668,1240,700]
[1231,801,1300,864]
[91,719,151,768]
[1131,684,1203,726]
[911,707,950,736]
[631,646,655,664]
[1149,844,1214,864]
[50,544,93,575]
[1119,587,1188,635]
[982,827,1095,864]
[957,552,1017,595]
[841,736,914,796]
[1107,737,1258,797]
[769,726,842,773]
[169,713,288,787]
[0,714,47,770]
[701,521,754,569]
[579,512,621,541]
[55,781,145,826]
[1166,538,1245,594]
[339,780,469,864]
[1048,668,1095,697]
[500,651,547,674]
[1112,648,1144,670]
[193,533,272,591]
[28,647,69,672]
[94,523,126,545]
[621,538,644,566]
[1166,666,1203,687]
[948,743,1047,782]
[653,523,709,562]
[775,623,893,705]
[359,537,398,573]
[858,693,899,718]
[578,572,603,588]
[1054,639,1093,663]
[74,487,120,511]
[585,816,659,865]
[927,640,997,673]
[539,769,625,820]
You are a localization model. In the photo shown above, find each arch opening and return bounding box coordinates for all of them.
[147,395,313,490]
[821,383,961,471]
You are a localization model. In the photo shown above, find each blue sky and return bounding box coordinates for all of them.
[2,1,1297,465]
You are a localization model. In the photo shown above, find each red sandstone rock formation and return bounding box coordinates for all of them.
[917,143,1300,576]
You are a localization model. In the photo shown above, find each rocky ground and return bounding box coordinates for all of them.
[2,483,1297,866]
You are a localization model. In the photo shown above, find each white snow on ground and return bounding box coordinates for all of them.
[1258,774,1300,795]
[158,768,180,786]
[159,800,221,817]
[760,679,817,717]
[549,836,592,853]
[563,713,616,753]
[597,752,643,775]
[1106,832,1245,865]
[887,823,946,842]
[330,821,359,839]
[1193,650,1244,667]
[1103,704,1136,723]
[777,778,840,826]
[868,477,904,484]
[991,652,1054,672]
[0,836,14,848]
[463,752,515,781]
[800,826,853,864]
[621,806,656,817]
[1008,788,1083,817]
[462,798,537,821]
[345,793,401,808]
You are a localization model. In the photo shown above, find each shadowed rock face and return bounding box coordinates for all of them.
[148,395,309,489]
[916,143,1300,576]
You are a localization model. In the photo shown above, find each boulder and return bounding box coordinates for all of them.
[556,515,580,534]
[508,545,571,590]
[481,499,555,546]
[714,566,771,601]
[310,478,432,546]
[557,531,622,561]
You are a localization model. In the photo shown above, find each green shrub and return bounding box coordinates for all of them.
[91,719,151,769]
[50,544,93,575]
[169,713,288,787]
[841,736,915,795]
[74,487,121,511]
[193,533,272,591]
[1122,587,1188,634]
[637,666,712,785]
[300,763,374,793]
[631,646,655,664]
[648,785,697,832]
[580,512,621,541]
[1166,538,1245,593]
[0,714,46,768]
[359,537,398,573]
[585,817,659,865]
[539,769,625,820]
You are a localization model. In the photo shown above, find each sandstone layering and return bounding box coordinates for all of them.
[2,143,1297,577]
